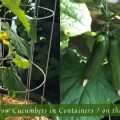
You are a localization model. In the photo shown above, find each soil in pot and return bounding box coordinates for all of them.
[1,95,51,120]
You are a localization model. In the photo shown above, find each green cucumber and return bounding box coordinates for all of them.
[83,34,109,84]
[107,37,120,91]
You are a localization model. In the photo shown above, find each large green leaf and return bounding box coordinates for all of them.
[1,22,30,57]
[13,52,30,69]
[60,0,92,55]
[7,29,30,57]
[2,65,25,91]
[1,0,30,31]
[60,0,92,37]
[60,49,120,120]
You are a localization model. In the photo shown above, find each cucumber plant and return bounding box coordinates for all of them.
[82,0,120,92]
[60,0,120,120]
[0,0,30,31]
[0,0,31,96]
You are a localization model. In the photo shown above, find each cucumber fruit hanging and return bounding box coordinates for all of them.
[83,34,120,95]
[81,0,120,96]
[83,33,109,86]
[107,37,120,95]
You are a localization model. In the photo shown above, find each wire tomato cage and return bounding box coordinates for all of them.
[0,0,58,105]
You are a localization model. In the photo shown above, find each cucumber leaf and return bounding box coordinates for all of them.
[60,49,120,120]
[13,52,30,69]
[60,0,92,55]
[1,0,30,31]
[1,22,30,57]
[2,65,25,91]
[60,0,92,37]
[6,29,30,57]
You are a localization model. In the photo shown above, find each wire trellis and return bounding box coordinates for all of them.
[0,0,58,105]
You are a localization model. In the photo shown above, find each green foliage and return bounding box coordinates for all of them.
[28,20,37,41]
[7,29,30,57]
[33,40,59,80]
[1,22,30,58]
[15,8,59,81]
[13,52,29,69]
[0,22,30,96]
[60,2,120,120]
[60,32,69,55]
[70,0,93,3]
[60,0,92,37]
[60,49,119,120]
[107,38,120,90]
[2,65,25,91]
[1,0,30,31]
[60,0,92,55]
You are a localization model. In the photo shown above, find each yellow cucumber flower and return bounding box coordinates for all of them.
[0,31,10,46]
[2,32,9,40]
[2,39,10,46]
[0,34,2,38]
